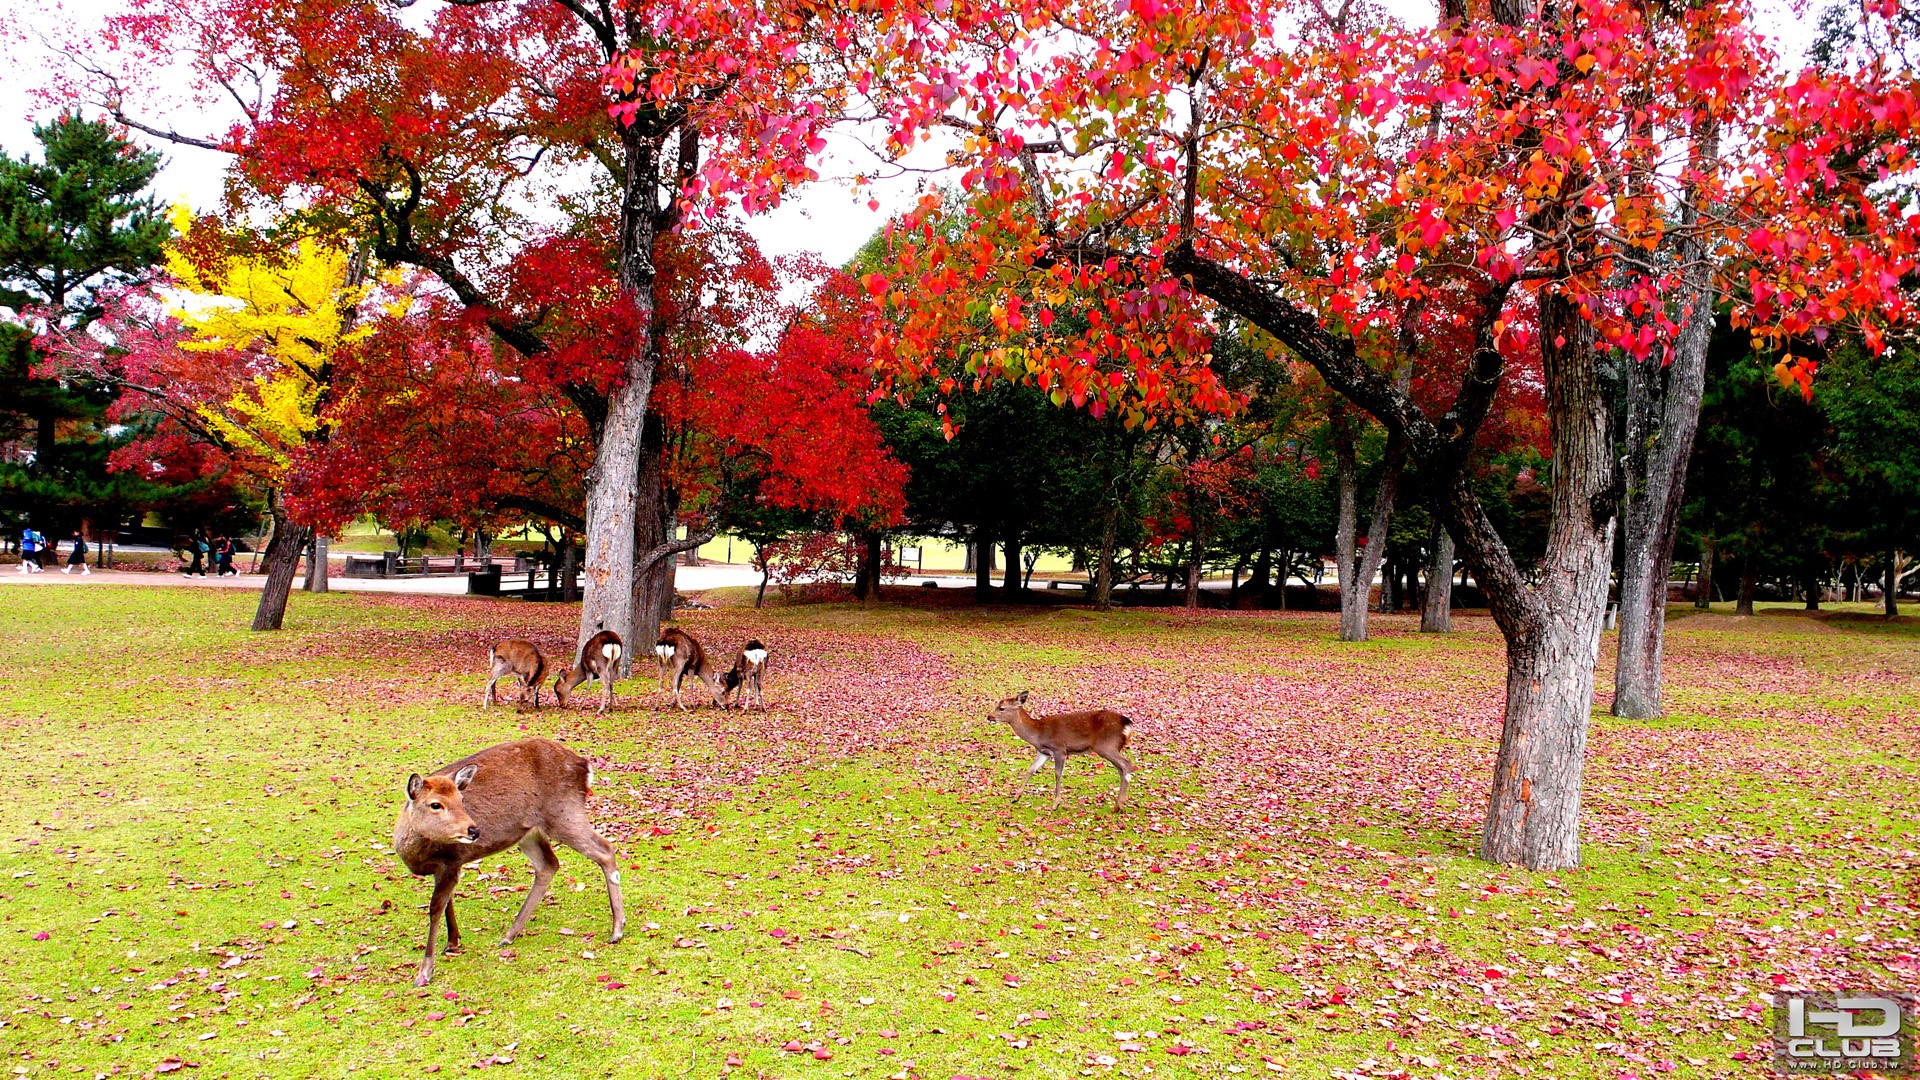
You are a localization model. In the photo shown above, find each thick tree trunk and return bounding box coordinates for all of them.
[1422,523,1453,633]
[1333,413,1362,633]
[1475,292,1617,872]
[1694,535,1715,609]
[578,130,669,671]
[855,529,883,605]
[1611,121,1717,719]
[1803,568,1822,611]
[616,413,672,674]
[1094,503,1119,612]
[1735,554,1757,616]
[252,497,311,632]
[1002,531,1022,598]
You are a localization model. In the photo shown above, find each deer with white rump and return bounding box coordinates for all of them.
[653,627,725,711]
[719,639,769,710]
[483,640,547,710]
[393,737,625,986]
[554,629,622,713]
[988,691,1136,812]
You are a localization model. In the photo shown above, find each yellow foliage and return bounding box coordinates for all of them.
[164,206,385,471]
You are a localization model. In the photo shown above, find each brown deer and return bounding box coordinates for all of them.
[392,737,625,986]
[653,627,725,711]
[483,640,547,710]
[554,630,622,713]
[718,639,770,710]
[987,691,1136,812]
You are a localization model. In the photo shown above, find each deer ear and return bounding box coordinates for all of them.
[1016,690,1030,704]
[406,773,422,800]
[453,764,478,790]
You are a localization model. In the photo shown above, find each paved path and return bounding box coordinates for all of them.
[0,563,995,595]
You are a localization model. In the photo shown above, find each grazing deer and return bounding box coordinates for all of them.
[483,640,547,710]
[719,640,770,710]
[554,630,622,714]
[393,737,625,986]
[987,691,1136,812]
[653,627,725,711]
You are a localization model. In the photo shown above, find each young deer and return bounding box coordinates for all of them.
[483,640,547,710]
[554,630,622,714]
[393,737,625,986]
[653,627,725,711]
[987,691,1136,812]
[719,640,770,710]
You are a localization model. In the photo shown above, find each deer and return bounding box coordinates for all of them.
[392,737,625,987]
[718,639,770,711]
[653,627,725,711]
[987,691,1136,812]
[483,640,547,710]
[554,629,622,714]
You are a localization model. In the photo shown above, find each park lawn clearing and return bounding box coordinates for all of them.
[0,587,1914,1079]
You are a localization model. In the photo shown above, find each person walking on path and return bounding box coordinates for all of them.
[183,532,208,577]
[62,532,90,575]
[214,535,237,576]
[18,528,43,573]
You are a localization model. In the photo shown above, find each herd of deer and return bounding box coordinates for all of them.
[393,626,1135,986]
[481,625,769,715]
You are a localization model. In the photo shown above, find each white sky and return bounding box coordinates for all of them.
[0,0,1820,271]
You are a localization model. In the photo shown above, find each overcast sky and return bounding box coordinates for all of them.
[0,0,1821,272]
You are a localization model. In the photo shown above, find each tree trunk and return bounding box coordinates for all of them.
[1802,568,1821,611]
[1094,502,1119,612]
[251,496,311,632]
[1335,425,1402,641]
[1611,244,1713,719]
[1694,535,1714,609]
[1735,554,1757,616]
[856,528,883,605]
[1002,531,1022,598]
[577,130,669,671]
[975,527,994,602]
[1885,548,1899,617]
[754,544,771,609]
[1184,533,1204,611]
[305,536,330,593]
[1422,523,1453,633]
[1475,291,1617,872]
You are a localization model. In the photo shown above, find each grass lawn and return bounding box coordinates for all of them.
[1,587,1914,1080]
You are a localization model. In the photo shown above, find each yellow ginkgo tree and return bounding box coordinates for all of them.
[164,206,385,630]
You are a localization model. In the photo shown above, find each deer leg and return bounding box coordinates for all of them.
[1095,748,1135,812]
[503,832,558,945]
[600,670,614,714]
[672,669,690,713]
[1013,752,1048,801]
[550,814,626,944]
[1051,753,1066,809]
[415,868,461,987]
[444,895,461,951]
[483,674,501,709]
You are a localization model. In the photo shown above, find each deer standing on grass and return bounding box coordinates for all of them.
[554,630,622,713]
[483,640,547,710]
[393,737,625,986]
[653,627,725,711]
[718,640,770,710]
[987,691,1136,812]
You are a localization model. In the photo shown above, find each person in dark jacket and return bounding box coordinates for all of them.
[62,532,90,575]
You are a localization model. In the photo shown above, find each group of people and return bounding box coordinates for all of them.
[13,527,242,576]
[177,526,239,572]
[180,532,239,577]
[14,528,91,575]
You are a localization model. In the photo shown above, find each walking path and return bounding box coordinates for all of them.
[0,562,987,595]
